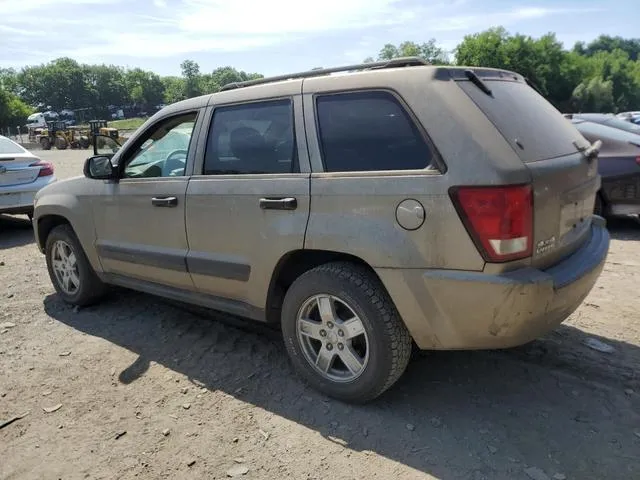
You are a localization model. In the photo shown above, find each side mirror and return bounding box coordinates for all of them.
[93,134,121,156]
[84,155,116,180]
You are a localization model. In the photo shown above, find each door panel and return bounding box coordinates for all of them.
[185,175,310,309]
[91,110,201,289]
[93,177,192,288]
[185,88,311,316]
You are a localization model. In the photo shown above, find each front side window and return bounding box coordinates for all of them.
[122,112,197,179]
[315,90,434,172]
[204,99,297,175]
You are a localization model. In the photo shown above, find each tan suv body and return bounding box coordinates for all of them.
[33,59,610,402]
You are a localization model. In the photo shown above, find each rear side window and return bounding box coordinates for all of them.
[458,80,587,163]
[204,99,297,175]
[315,91,434,172]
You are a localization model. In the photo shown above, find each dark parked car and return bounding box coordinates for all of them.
[570,118,640,217]
[565,113,640,136]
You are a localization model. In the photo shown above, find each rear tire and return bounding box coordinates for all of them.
[40,137,51,150]
[55,137,67,150]
[45,224,107,306]
[594,194,605,217]
[281,262,412,403]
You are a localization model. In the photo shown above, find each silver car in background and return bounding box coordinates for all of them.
[0,135,56,218]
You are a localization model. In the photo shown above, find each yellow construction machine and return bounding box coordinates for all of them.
[36,121,90,150]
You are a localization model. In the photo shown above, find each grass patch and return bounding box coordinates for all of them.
[109,117,147,130]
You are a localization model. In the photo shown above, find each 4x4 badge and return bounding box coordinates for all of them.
[536,236,556,255]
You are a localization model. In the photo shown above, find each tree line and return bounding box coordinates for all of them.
[1,28,639,130]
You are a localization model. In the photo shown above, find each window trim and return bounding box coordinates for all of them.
[201,96,300,176]
[117,110,200,180]
[312,88,446,174]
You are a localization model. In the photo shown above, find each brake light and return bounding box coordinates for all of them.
[30,160,54,177]
[450,184,533,262]
[636,156,640,167]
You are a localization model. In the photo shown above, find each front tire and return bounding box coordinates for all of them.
[45,224,107,306]
[281,262,412,403]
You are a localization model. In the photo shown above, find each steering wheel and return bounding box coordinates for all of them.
[163,149,188,176]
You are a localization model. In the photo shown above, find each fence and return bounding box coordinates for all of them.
[1,126,25,143]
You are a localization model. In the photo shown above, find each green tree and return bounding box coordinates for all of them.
[180,59,202,98]
[572,77,615,112]
[454,27,511,68]
[125,68,165,109]
[575,35,640,61]
[209,66,263,89]
[162,76,186,104]
[0,89,33,130]
[580,49,640,111]
[376,40,449,64]
[84,64,129,114]
[455,28,583,110]
[18,57,89,110]
[0,68,19,95]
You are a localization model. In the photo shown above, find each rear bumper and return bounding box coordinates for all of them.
[376,221,610,350]
[0,176,56,214]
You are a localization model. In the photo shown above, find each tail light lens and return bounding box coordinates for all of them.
[450,184,533,263]
[30,160,54,177]
[635,156,640,167]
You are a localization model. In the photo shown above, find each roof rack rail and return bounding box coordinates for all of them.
[220,56,429,91]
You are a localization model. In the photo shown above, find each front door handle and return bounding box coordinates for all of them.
[259,197,297,210]
[151,196,178,207]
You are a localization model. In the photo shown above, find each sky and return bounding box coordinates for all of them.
[0,0,637,77]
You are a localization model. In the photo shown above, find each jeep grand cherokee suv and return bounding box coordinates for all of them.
[33,58,610,403]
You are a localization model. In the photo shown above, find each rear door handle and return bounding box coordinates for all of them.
[259,197,297,210]
[151,196,178,207]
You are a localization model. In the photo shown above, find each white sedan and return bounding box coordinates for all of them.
[0,135,56,219]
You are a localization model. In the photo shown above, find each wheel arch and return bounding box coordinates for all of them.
[36,214,72,252]
[35,208,103,274]
[265,249,382,324]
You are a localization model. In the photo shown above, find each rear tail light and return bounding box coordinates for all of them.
[450,184,533,263]
[30,160,54,177]
[636,156,640,167]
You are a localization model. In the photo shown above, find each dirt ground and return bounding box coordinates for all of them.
[1,149,639,480]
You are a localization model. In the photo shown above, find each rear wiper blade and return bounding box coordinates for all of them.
[464,69,492,96]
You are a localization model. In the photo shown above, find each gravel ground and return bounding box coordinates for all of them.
[1,149,639,480]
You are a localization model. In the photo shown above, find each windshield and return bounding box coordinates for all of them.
[0,136,26,154]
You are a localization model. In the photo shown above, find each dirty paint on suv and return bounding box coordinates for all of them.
[33,58,609,403]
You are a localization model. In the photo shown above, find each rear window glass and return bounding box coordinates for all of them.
[0,137,25,154]
[458,80,587,163]
[316,91,434,172]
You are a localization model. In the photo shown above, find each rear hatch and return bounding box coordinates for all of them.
[453,68,599,269]
[0,153,41,187]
